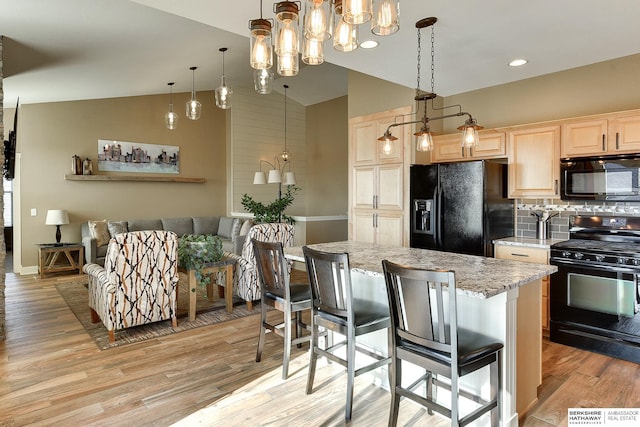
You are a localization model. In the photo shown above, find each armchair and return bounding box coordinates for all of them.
[83,230,179,343]
[225,223,294,310]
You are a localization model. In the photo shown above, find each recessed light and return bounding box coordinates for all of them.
[509,58,528,67]
[360,40,378,49]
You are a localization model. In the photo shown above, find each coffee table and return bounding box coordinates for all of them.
[179,258,235,322]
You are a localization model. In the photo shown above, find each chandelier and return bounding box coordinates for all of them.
[378,17,482,155]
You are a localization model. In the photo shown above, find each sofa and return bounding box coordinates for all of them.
[81,216,253,266]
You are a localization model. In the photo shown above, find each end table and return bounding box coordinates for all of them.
[37,243,85,279]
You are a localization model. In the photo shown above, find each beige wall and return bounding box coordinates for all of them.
[348,70,415,119]
[442,53,640,133]
[17,92,226,268]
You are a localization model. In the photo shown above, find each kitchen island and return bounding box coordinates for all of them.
[285,241,557,427]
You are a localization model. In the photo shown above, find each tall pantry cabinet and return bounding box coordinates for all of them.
[348,106,412,247]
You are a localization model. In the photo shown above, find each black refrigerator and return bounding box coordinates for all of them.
[410,161,513,257]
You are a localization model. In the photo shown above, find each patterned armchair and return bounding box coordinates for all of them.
[225,223,294,310]
[83,230,179,343]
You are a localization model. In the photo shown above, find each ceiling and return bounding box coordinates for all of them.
[2,0,639,109]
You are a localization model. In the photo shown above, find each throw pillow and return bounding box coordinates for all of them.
[230,218,243,239]
[107,221,128,237]
[88,220,111,247]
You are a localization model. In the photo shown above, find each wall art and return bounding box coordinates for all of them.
[97,139,179,174]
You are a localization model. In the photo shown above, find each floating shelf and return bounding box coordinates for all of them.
[64,174,205,183]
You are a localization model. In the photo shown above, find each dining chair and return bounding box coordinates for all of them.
[253,239,312,380]
[382,260,503,427]
[302,245,391,422]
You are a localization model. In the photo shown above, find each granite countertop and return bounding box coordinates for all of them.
[285,241,557,300]
[493,236,567,249]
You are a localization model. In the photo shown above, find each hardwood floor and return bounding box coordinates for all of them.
[1,271,638,426]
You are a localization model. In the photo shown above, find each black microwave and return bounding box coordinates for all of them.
[561,155,640,201]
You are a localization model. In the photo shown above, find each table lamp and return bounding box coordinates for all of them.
[45,209,69,245]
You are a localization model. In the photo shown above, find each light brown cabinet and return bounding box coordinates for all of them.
[349,107,411,246]
[561,113,640,158]
[495,244,550,334]
[432,131,506,163]
[507,125,560,198]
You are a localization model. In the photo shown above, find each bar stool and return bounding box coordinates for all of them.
[253,239,312,380]
[382,260,503,427]
[303,245,391,422]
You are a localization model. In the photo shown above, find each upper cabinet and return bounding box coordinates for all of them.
[432,131,506,163]
[561,113,640,158]
[352,118,403,165]
[508,125,560,198]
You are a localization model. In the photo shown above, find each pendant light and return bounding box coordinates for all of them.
[371,0,399,36]
[186,66,202,120]
[303,0,331,41]
[343,0,372,25]
[215,47,233,110]
[333,0,358,52]
[164,82,178,130]
[281,84,296,185]
[376,17,483,154]
[254,69,274,94]
[274,1,301,76]
[249,0,274,70]
[302,37,324,65]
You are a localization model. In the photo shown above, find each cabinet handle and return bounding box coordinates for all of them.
[602,134,605,151]
[469,147,473,157]
[616,132,620,150]
[461,147,465,157]
[511,253,530,258]
[554,179,558,194]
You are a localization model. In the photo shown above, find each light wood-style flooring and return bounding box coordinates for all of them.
[1,270,639,426]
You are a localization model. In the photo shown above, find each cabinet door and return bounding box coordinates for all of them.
[376,212,404,246]
[377,163,403,210]
[353,166,375,209]
[432,134,466,163]
[352,210,375,243]
[470,131,506,159]
[352,120,378,165]
[610,114,640,154]
[508,125,560,198]
[561,119,608,158]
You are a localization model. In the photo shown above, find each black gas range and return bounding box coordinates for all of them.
[550,215,640,363]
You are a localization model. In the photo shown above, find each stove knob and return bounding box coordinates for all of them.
[595,255,605,262]
[618,257,628,264]
[574,252,584,260]
[633,259,640,266]
[562,251,572,258]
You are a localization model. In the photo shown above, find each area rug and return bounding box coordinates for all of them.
[55,273,260,350]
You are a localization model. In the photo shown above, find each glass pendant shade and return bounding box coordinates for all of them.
[343,0,372,24]
[333,1,358,52]
[274,2,300,56]
[215,76,233,109]
[304,0,331,41]
[164,82,178,130]
[461,125,480,147]
[372,0,399,36]
[377,130,397,155]
[277,52,299,76]
[254,69,274,94]
[250,19,273,69]
[415,126,434,152]
[215,48,233,110]
[186,67,202,120]
[302,37,324,65]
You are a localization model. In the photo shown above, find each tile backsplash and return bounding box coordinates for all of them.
[516,199,640,241]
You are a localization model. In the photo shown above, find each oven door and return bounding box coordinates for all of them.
[550,258,640,363]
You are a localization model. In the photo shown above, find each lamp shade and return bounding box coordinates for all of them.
[45,209,69,226]
[268,169,282,183]
[283,172,297,186]
[253,171,267,184]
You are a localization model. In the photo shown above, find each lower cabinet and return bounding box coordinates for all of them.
[495,245,550,335]
[352,210,403,246]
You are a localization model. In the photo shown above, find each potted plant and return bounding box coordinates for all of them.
[177,234,224,288]
[241,185,299,224]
